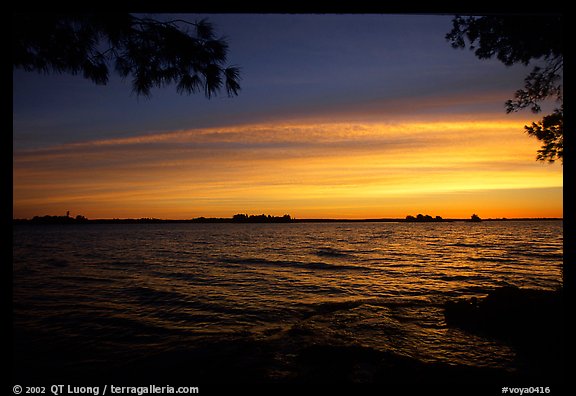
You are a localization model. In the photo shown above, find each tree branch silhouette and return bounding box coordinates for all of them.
[13,13,241,98]
[446,15,563,164]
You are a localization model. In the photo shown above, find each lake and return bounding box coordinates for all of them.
[12,221,563,386]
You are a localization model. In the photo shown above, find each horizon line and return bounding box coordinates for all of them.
[13,215,563,223]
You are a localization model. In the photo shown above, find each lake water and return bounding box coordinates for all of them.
[12,221,563,384]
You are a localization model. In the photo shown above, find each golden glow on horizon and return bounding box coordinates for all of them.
[13,119,563,219]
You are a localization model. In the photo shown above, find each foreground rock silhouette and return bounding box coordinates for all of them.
[444,286,563,381]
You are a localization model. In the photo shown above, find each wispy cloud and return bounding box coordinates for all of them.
[13,119,562,219]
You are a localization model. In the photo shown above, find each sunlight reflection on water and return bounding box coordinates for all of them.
[13,220,562,375]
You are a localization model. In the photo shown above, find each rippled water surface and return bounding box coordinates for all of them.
[13,221,563,381]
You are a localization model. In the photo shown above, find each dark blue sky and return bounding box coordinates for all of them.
[13,14,530,150]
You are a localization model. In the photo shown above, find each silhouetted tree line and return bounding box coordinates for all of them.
[15,214,90,224]
[404,214,482,223]
[14,213,294,224]
[404,214,445,222]
[232,214,293,223]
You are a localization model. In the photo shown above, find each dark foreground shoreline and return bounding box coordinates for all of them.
[14,287,564,392]
[13,327,556,385]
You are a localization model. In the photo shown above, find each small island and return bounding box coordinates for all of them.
[469,213,482,222]
[231,213,292,223]
[404,214,447,222]
[403,214,482,223]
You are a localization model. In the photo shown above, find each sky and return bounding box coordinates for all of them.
[12,14,563,219]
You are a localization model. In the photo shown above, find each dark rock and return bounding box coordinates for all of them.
[444,286,564,381]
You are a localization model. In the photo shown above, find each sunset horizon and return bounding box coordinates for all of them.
[13,115,563,220]
[13,208,564,222]
[13,13,564,389]
[13,15,563,222]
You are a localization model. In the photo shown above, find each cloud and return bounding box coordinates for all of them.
[13,118,562,219]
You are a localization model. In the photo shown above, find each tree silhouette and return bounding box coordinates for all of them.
[446,15,562,163]
[13,13,241,98]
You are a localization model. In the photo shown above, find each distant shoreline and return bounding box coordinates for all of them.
[12,216,563,225]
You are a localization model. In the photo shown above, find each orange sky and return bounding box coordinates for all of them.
[13,116,563,220]
[13,15,564,221]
